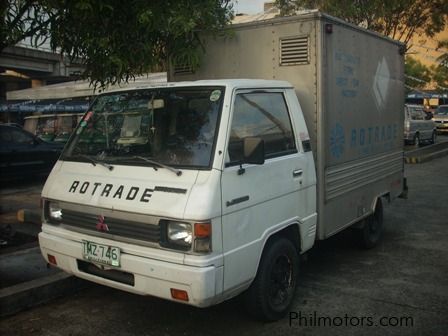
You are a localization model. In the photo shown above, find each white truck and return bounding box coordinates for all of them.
[39,12,406,321]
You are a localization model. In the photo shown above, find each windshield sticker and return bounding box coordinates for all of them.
[76,120,87,134]
[210,90,221,102]
[84,111,93,121]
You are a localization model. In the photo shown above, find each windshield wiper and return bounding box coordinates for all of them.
[75,154,114,171]
[116,156,182,176]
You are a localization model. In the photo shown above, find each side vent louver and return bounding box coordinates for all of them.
[280,36,310,66]
[173,64,193,75]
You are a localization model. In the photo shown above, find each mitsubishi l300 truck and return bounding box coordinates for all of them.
[39,12,406,321]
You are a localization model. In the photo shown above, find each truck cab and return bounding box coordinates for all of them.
[39,80,317,320]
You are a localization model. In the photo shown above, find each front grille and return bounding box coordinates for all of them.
[59,209,160,243]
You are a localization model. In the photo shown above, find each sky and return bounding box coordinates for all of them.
[232,0,268,14]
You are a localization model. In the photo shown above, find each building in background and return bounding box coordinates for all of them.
[0,44,85,102]
[1,73,167,126]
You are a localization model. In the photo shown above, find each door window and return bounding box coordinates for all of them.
[409,108,425,120]
[227,92,296,165]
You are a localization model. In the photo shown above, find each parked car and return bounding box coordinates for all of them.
[404,104,436,146]
[432,104,448,134]
[23,113,84,144]
[0,124,63,180]
[2,123,23,129]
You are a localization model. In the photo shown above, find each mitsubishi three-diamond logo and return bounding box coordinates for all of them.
[96,215,109,232]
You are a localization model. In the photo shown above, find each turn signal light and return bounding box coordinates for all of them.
[194,222,211,238]
[170,288,189,302]
[48,254,57,265]
[193,222,212,252]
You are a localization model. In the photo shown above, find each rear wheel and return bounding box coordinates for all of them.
[244,238,299,321]
[355,198,383,249]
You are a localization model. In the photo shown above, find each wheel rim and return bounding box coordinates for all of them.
[268,254,294,308]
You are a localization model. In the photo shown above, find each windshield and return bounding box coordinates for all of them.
[405,106,425,120]
[62,86,224,169]
[435,106,448,115]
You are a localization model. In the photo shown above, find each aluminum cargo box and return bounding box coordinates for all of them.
[170,12,405,239]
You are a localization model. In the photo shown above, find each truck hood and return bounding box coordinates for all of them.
[42,161,199,219]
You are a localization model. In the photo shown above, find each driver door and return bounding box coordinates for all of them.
[220,89,309,292]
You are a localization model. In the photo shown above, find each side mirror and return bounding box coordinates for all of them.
[243,137,265,165]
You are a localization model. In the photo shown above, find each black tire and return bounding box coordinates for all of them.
[356,198,383,249]
[430,131,436,144]
[244,237,299,321]
[413,133,420,147]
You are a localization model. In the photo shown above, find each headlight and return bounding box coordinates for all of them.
[162,220,212,253]
[167,222,192,248]
[404,121,410,131]
[47,201,62,223]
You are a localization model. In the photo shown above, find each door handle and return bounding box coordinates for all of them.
[293,169,303,177]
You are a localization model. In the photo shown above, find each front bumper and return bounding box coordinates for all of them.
[435,124,448,133]
[403,131,414,141]
[39,227,222,307]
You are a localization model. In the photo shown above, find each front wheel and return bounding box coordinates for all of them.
[413,134,420,147]
[244,238,299,321]
[430,131,436,144]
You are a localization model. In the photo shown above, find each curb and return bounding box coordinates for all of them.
[0,272,89,317]
[405,148,448,164]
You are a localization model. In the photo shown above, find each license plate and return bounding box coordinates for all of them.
[82,240,120,267]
